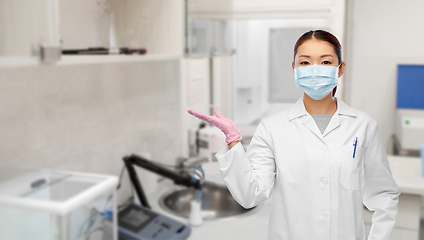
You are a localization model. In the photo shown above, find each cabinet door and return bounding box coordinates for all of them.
[188,0,233,13]
[0,0,59,58]
[188,19,234,56]
[232,0,334,11]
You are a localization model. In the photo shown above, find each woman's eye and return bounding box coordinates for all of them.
[322,61,331,65]
[300,61,309,65]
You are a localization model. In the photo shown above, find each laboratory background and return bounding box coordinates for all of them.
[0,0,423,239]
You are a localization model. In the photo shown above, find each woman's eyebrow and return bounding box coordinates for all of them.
[298,54,333,58]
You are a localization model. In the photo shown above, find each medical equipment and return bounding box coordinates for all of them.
[0,167,118,240]
[397,65,424,110]
[188,200,203,226]
[395,65,424,154]
[120,154,205,239]
[193,126,227,161]
[118,203,191,240]
[188,124,226,161]
[395,109,424,152]
[123,154,202,209]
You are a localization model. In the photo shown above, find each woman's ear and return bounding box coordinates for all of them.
[338,62,346,78]
[292,62,295,72]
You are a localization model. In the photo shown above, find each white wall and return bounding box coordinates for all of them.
[0,59,183,205]
[344,0,424,152]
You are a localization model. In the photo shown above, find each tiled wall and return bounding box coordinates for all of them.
[0,59,183,204]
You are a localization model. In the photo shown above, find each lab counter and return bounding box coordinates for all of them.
[388,155,424,195]
[146,156,423,240]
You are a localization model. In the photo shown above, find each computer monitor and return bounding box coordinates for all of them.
[397,64,424,110]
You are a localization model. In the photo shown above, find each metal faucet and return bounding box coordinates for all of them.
[176,157,209,175]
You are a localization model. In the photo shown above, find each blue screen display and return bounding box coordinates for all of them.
[397,65,424,110]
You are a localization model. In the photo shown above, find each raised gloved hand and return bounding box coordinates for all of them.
[188,109,242,145]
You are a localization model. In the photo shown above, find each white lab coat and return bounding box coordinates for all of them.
[215,96,400,240]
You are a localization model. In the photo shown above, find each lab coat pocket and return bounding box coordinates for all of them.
[340,145,364,191]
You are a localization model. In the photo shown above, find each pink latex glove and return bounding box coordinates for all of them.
[188,109,242,145]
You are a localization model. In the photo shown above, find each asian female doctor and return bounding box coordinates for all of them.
[188,30,400,240]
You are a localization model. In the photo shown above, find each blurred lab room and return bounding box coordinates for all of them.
[1,0,424,239]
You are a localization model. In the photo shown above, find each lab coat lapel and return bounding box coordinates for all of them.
[290,96,352,141]
[322,113,340,137]
[302,114,326,143]
[289,97,326,143]
[322,97,357,137]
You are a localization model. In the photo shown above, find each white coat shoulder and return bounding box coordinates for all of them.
[351,107,377,125]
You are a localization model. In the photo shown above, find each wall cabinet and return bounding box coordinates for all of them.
[0,0,184,66]
[60,0,184,64]
[0,0,60,65]
[188,0,343,21]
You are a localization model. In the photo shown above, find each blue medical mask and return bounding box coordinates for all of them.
[294,64,340,100]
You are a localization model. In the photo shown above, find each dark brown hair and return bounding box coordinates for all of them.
[293,30,342,65]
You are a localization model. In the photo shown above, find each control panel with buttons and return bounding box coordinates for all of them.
[118,203,191,240]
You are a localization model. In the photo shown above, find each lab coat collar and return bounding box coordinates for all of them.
[289,96,356,141]
[288,96,356,121]
[336,97,357,117]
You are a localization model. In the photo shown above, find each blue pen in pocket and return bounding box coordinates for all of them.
[353,137,358,158]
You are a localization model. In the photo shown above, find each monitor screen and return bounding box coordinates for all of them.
[397,65,424,110]
[119,204,158,233]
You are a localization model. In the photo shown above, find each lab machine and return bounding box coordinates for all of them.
[118,154,199,240]
[395,65,424,155]
[118,203,191,240]
[395,109,424,151]
[0,167,118,240]
[195,126,226,161]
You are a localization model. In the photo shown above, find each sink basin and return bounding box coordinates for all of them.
[158,182,256,220]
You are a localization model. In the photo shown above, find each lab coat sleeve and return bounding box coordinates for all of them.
[215,120,276,209]
[362,125,400,240]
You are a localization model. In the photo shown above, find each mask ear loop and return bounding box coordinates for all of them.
[333,62,342,97]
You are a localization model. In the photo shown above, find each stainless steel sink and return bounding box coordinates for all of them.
[158,182,256,220]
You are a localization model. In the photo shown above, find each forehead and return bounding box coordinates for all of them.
[296,39,336,57]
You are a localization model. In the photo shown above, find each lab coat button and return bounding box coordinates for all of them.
[321,178,328,185]
[321,212,329,219]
